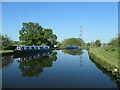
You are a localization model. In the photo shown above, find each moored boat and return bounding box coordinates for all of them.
[13,45,51,54]
[66,45,78,49]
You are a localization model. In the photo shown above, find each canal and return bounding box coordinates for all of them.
[1,49,119,88]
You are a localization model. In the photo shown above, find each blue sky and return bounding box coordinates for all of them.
[2,2,118,43]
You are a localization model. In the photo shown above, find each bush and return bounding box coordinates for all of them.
[0,34,13,50]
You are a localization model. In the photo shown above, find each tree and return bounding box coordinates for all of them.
[108,35,119,47]
[59,38,84,48]
[19,22,44,45]
[57,42,62,47]
[86,43,92,47]
[95,40,101,47]
[0,34,13,49]
[43,29,57,47]
[19,22,57,46]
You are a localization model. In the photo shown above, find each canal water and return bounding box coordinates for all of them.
[1,49,119,88]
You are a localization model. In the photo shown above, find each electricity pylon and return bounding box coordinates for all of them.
[80,25,83,47]
[80,25,83,67]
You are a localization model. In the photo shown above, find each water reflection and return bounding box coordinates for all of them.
[62,49,84,56]
[1,56,14,69]
[14,51,57,77]
[62,49,84,67]
[2,50,119,88]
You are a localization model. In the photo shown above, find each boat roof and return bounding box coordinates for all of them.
[17,46,49,47]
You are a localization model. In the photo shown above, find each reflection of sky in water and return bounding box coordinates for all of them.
[0,57,2,69]
[0,57,2,89]
[0,72,1,84]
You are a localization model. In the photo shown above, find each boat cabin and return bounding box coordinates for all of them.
[16,46,50,51]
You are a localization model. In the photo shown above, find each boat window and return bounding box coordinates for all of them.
[40,47,43,49]
[36,47,38,49]
[32,47,34,49]
[27,47,29,50]
[22,47,24,50]
[29,47,32,49]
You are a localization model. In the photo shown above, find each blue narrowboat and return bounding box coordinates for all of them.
[14,45,51,54]
[66,45,78,49]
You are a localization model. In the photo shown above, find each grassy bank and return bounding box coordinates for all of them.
[88,47,119,80]
[0,50,13,53]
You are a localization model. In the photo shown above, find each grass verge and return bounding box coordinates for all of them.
[0,50,13,53]
[88,47,119,81]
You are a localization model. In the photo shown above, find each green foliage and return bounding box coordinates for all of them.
[43,29,57,47]
[107,34,119,52]
[108,35,119,47]
[86,43,91,47]
[58,38,84,48]
[0,34,13,50]
[95,40,101,47]
[57,43,62,47]
[13,41,21,46]
[19,22,57,46]
[86,42,96,47]
[19,22,44,45]
[0,50,13,53]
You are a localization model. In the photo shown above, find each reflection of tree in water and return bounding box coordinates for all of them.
[2,56,13,69]
[62,49,84,67]
[62,49,84,56]
[49,52,57,61]
[89,56,120,88]
[18,52,57,77]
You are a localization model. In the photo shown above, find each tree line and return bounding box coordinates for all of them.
[57,34,119,49]
[57,38,85,48]
[57,38,102,48]
[0,22,119,50]
[86,34,119,49]
[1,34,119,50]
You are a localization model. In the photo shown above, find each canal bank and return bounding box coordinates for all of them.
[0,50,13,56]
[88,47,119,83]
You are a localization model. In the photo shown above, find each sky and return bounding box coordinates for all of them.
[2,0,119,2]
[2,2,118,43]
